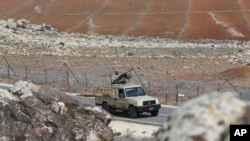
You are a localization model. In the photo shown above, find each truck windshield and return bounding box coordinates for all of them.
[125,87,146,97]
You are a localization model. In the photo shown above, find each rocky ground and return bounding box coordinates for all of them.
[110,120,159,141]
[1,19,250,104]
[0,81,113,141]
[155,92,250,141]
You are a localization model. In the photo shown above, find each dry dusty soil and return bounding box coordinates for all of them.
[1,46,250,105]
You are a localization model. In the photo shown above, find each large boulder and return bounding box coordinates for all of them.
[155,92,250,141]
[0,81,113,141]
[16,19,31,29]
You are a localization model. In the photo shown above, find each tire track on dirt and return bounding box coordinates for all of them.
[123,0,151,35]
[208,12,244,37]
[178,0,190,40]
[87,0,107,34]
[25,0,52,19]
[236,0,250,31]
[41,0,53,15]
[0,0,34,18]
[65,17,88,32]
[1,0,52,20]
[66,0,107,33]
[191,10,250,14]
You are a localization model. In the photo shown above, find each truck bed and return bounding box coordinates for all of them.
[95,93,115,106]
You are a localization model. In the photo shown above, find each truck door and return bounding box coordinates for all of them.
[115,88,126,110]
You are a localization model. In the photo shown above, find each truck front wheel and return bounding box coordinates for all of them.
[150,110,159,116]
[129,106,138,118]
[102,102,110,113]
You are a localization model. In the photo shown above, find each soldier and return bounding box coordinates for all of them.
[112,70,119,83]
[112,70,128,84]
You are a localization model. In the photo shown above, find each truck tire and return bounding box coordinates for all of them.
[102,102,110,113]
[129,106,138,118]
[150,110,159,116]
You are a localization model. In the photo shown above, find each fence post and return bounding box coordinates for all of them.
[109,73,113,87]
[148,82,151,96]
[85,73,88,87]
[44,69,47,83]
[176,84,179,106]
[7,64,10,79]
[196,86,199,97]
[25,66,28,80]
[66,71,69,85]
[165,93,168,104]
[217,82,220,92]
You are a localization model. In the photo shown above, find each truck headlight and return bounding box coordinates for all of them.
[134,101,140,106]
[155,99,160,104]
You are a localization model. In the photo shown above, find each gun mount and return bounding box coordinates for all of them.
[112,69,132,84]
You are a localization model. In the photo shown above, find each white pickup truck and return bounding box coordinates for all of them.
[95,83,161,118]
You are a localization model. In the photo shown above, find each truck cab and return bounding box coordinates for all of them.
[95,83,161,118]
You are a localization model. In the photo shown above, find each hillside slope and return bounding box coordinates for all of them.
[1,0,250,40]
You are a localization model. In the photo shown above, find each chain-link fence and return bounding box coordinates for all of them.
[146,80,250,105]
[0,56,249,105]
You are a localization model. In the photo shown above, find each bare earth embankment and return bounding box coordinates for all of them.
[1,0,250,40]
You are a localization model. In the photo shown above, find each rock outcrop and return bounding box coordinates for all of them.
[0,81,113,141]
[155,92,250,141]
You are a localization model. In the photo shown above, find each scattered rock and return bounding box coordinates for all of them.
[155,92,250,141]
[16,19,30,29]
[113,132,122,136]
[0,89,19,101]
[228,49,250,65]
[127,51,134,56]
[10,80,34,99]
[0,19,249,58]
[34,5,43,15]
